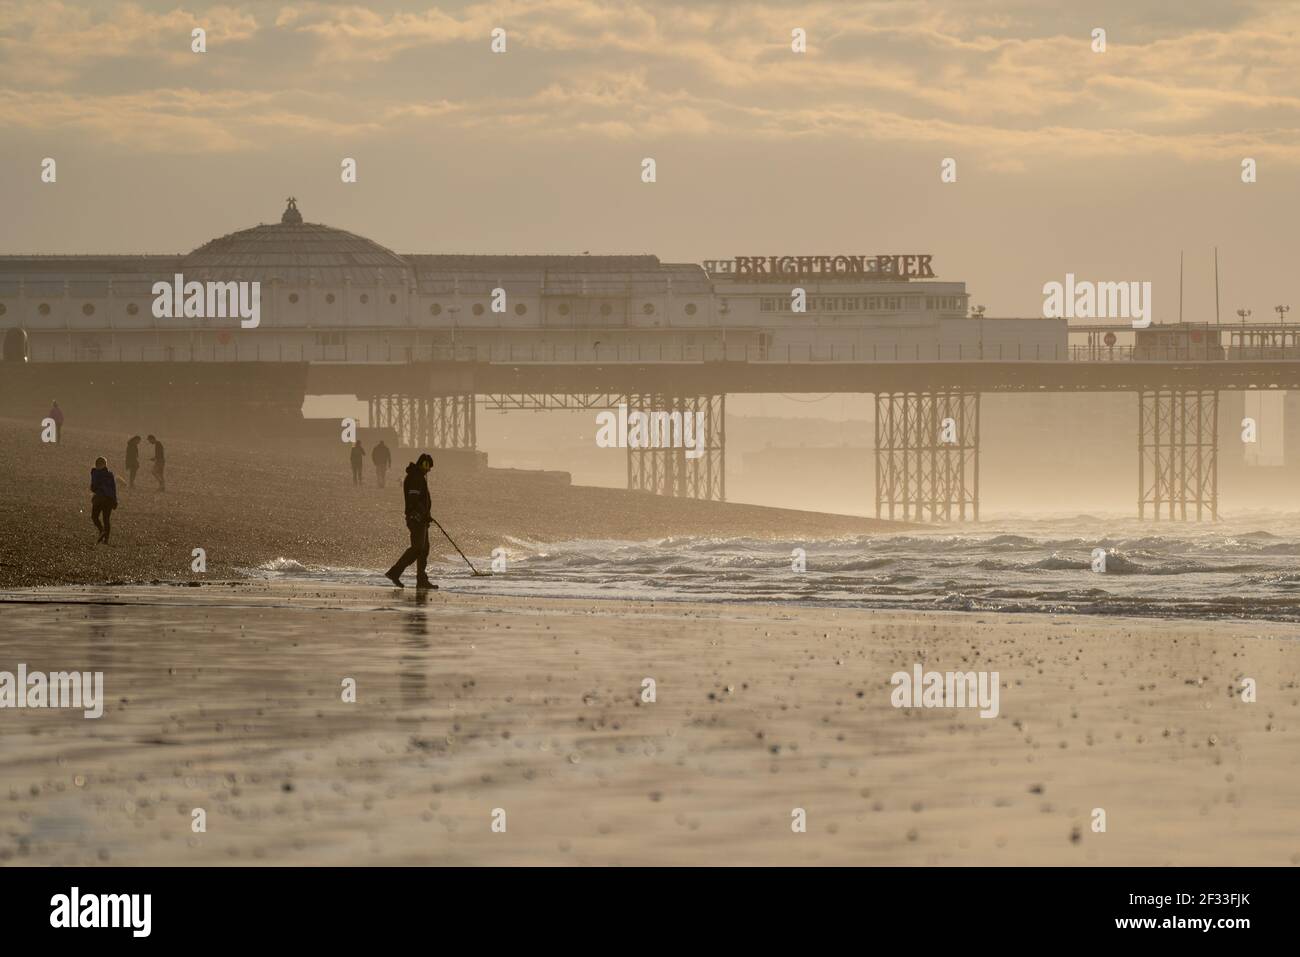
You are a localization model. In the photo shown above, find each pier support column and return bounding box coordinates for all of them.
[626,392,726,501]
[1138,389,1218,520]
[874,391,980,522]
[370,392,476,451]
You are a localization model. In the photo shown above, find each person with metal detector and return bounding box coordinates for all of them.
[385,453,436,589]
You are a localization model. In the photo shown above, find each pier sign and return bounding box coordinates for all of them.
[704,254,935,281]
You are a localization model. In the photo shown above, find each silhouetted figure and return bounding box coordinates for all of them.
[147,434,165,491]
[124,435,141,489]
[90,456,118,544]
[350,441,365,486]
[385,453,436,589]
[49,401,64,443]
[371,440,391,488]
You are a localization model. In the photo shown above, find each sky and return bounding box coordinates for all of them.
[2,0,1298,320]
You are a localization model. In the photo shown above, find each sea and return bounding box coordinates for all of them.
[248,511,1300,623]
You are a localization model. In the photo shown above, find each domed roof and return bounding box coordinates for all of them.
[183,198,412,284]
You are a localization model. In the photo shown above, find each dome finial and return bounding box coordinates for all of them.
[281,196,302,224]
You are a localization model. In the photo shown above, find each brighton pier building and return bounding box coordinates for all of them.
[0,199,1066,503]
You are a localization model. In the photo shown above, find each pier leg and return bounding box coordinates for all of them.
[1138,390,1218,521]
[370,392,475,451]
[874,391,979,522]
[626,392,725,501]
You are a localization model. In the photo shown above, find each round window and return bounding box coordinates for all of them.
[38,303,50,316]
[514,303,526,316]
[472,303,484,316]
[642,302,655,315]
[599,303,612,316]
[430,303,442,316]
[389,293,398,304]
[126,302,139,315]
[82,303,95,316]
[288,293,299,304]
[685,302,697,316]
[558,303,570,316]
[325,293,336,304]
[360,294,369,304]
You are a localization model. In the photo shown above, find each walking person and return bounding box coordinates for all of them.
[124,435,141,489]
[371,439,391,488]
[384,453,436,590]
[147,434,166,491]
[89,456,119,544]
[49,401,64,443]
[350,440,365,486]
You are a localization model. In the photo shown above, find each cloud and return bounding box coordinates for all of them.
[0,0,1297,165]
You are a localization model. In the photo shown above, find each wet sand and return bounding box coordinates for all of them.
[1,581,1296,866]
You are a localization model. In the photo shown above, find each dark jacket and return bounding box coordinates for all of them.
[90,467,118,504]
[372,443,391,468]
[350,445,365,466]
[151,441,165,465]
[125,440,140,469]
[402,463,431,524]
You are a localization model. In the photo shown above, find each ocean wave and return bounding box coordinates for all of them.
[245,520,1300,623]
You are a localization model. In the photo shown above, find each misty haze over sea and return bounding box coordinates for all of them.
[251,512,1300,623]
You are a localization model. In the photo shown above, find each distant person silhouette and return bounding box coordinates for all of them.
[49,401,64,443]
[124,435,141,489]
[89,456,118,544]
[350,441,366,486]
[371,440,391,488]
[385,453,435,589]
[147,434,165,491]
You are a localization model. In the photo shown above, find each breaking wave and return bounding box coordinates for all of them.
[247,512,1300,623]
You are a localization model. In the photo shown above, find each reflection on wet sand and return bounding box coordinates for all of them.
[1,582,1297,866]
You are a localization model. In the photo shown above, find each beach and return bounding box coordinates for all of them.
[0,417,892,589]
[1,582,1295,866]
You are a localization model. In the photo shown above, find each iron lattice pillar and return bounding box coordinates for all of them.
[874,391,980,522]
[370,393,476,450]
[625,393,726,501]
[1138,390,1218,521]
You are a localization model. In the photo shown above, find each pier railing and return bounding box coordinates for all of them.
[20,342,1300,365]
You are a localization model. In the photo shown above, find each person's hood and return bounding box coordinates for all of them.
[406,461,420,474]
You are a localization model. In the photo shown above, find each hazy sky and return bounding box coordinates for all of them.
[2,0,1298,319]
